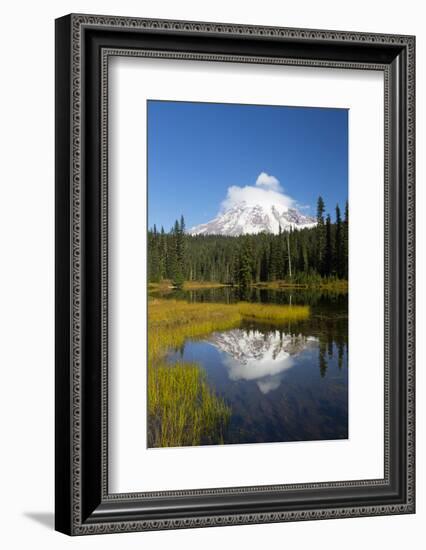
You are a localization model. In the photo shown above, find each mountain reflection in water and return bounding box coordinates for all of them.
[208,329,317,394]
[165,287,348,445]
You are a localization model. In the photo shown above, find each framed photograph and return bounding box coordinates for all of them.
[55,14,415,535]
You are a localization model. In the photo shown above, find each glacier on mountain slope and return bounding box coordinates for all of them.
[189,203,316,236]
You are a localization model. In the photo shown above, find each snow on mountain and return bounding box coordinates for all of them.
[207,329,317,394]
[189,203,316,236]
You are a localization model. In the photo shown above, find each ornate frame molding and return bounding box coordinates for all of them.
[55,14,415,535]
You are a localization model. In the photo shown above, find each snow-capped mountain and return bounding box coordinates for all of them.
[189,203,316,236]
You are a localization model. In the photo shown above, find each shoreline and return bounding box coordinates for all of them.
[149,279,348,292]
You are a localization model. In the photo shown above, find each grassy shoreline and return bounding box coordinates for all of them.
[252,279,348,292]
[149,280,228,292]
[149,279,348,293]
[148,298,310,448]
[148,299,310,362]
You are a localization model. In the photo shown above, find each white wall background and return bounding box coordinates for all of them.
[0,0,423,548]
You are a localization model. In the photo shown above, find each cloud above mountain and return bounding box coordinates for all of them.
[255,172,282,192]
[220,172,296,213]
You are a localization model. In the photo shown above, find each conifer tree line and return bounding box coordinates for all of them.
[148,197,348,287]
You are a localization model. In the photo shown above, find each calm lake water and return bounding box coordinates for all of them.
[161,287,348,446]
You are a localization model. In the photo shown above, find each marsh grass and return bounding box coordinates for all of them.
[236,302,310,323]
[147,298,310,447]
[148,361,231,448]
[150,279,348,293]
[183,281,228,290]
[149,280,228,293]
[148,300,241,363]
[252,278,348,293]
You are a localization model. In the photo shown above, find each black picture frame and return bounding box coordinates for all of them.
[55,13,415,535]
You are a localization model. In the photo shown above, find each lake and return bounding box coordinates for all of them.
[158,287,348,446]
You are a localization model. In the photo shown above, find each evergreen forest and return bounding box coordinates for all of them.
[148,197,348,289]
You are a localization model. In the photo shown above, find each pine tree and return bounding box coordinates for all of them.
[166,221,178,284]
[177,215,186,275]
[237,240,253,290]
[159,226,166,279]
[323,214,333,276]
[286,229,292,278]
[316,196,325,275]
[269,238,280,281]
[260,248,269,282]
[334,204,344,278]
[147,209,349,287]
[168,217,185,287]
[148,228,161,282]
[343,200,349,279]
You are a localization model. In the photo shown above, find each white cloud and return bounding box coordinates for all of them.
[255,172,282,192]
[220,172,295,213]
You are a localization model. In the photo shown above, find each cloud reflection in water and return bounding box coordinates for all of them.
[208,329,318,394]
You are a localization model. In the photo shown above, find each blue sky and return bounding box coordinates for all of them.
[147,100,348,230]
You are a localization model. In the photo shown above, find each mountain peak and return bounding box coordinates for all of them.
[189,203,316,236]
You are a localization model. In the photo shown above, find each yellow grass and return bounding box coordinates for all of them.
[150,279,348,292]
[148,299,309,362]
[252,279,348,292]
[183,281,228,290]
[149,280,228,292]
[236,302,310,322]
[147,298,310,447]
[148,361,230,448]
[148,299,241,363]
[317,279,349,292]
